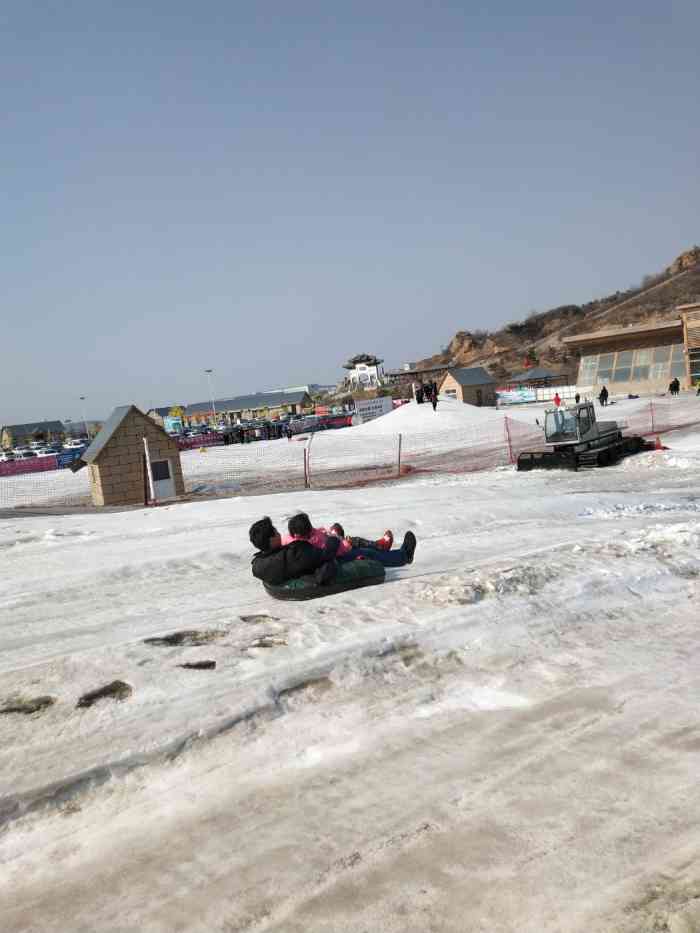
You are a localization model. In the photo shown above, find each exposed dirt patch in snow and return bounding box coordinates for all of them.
[143,628,227,647]
[0,696,55,716]
[76,680,132,708]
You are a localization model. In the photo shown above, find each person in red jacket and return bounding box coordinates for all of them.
[553,392,561,407]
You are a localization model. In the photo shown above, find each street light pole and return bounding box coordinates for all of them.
[79,396,89,438]
[204,369,216,423]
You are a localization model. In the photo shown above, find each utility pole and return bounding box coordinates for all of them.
[204,369,216,423]
[79,396,89,438]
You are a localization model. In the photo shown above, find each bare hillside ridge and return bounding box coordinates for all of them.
[417,247,700,380]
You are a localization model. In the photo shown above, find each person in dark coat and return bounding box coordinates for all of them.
[416,384,425,404]
[598,386,609,406]
[574,393,581,404]
[428,380,438,411]
[249,517,339,586]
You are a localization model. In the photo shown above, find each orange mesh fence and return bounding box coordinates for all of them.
[3,402,700,509]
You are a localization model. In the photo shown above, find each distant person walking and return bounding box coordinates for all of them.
[599,386,609,407]
[426,382,437,411]
[416,384,425,404]
[669,377,681,396]
[553,392,561,408]
[574,393,581,404]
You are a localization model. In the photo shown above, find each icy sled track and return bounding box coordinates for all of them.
[2,437,700,932]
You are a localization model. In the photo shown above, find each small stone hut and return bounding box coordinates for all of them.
[439,367,497,407]
[81,405,185,507]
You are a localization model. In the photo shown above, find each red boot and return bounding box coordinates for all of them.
[375,530,394,550]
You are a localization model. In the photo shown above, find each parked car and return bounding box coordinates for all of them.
[14,450,37,459]
[0,451,15,462]
[63,438,87,450]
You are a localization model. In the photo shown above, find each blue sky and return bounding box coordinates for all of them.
[2,1,698,422]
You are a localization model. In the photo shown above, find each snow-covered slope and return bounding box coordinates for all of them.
[351,396,506,434]
[2,430,700,931]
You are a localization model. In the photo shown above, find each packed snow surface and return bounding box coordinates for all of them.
[2,427,700,931]
[353,395,507,434]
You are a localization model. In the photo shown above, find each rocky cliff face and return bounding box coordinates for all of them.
[668,247,700,276]
[416,248,700,379]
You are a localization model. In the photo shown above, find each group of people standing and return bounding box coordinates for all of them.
[668,377,681,396]
[416,381,438,411]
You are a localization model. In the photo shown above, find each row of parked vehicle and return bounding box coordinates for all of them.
[0,437,88,462]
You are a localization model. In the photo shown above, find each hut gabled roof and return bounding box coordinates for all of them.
[82,405,171,464]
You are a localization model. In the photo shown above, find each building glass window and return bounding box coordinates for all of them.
[579,356,598,382]
[670,361,686,379]
[689,350,700,381]
[615,350,634,367]
[598,353,615,369]
[634,348,652,366]
[653,346,671,363]
[612,368,631,382]
[650,362,669,381]
[671,344,684,361]
[597,369,613,383]
[632,366,650,381]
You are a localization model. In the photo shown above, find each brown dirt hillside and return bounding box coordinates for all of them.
[417,247,700,380]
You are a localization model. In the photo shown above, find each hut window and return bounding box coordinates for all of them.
[151,460,171,481]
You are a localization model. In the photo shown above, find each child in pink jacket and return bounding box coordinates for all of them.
[282,513,352,556]
[282,513,393,555]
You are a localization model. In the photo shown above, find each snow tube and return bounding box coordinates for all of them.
[263,558,386,601]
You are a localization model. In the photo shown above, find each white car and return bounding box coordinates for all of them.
[63,438,87,450]
[0,451,15,462]
[13,450,37,460]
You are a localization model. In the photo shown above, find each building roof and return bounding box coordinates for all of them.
[186,390,309,416]
[148,406,176,418]
[562,319,682,346]
[386,363,454,377]
[82,406,134,463]
[445,366,496,386]
[82,405,172,464]
[507,367,562,383]
[2,420,65,436]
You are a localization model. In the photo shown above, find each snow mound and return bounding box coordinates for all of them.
[621,451,695,471]
[350,397,505,436]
